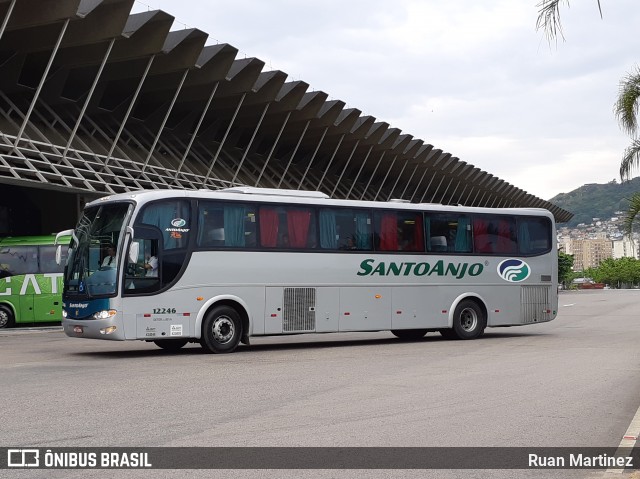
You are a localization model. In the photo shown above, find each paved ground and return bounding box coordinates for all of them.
[1,289,640,479]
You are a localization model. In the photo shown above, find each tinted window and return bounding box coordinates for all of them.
[259,205,316,249]
[319,208,372,251]
[425,214,472,253]
[39,245,67,273]
[0,246,38,277]
[197,201,257,248]
[518,217,552,255]
[374,211,424,252]
[473,216,517,255]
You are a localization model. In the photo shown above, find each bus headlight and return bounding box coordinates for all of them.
[100,326,117,335]
[92,310,117,320]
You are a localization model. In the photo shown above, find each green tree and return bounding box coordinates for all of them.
[536,1,640,235]
[584,257,640,288]
[558,251,575,287]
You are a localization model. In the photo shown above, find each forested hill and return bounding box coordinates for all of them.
[548,177,640,226]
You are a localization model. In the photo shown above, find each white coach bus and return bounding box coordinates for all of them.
[57,187,557,353]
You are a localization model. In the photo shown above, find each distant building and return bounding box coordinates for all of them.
[570,238,613,271]
[612,236,639,260]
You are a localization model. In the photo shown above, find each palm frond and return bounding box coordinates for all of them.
[536,1,602,43]
[620,138,640,181]
[614,67,640,136]
[536,0,568,43]
[623,192,640,236]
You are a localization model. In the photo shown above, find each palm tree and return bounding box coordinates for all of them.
[623,194,640,237]
[535,0,602,43]
[615,68,640,181]
[536,1,640,236]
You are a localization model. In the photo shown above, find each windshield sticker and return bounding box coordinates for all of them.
[497,259,531,282]
[166,218,190,239]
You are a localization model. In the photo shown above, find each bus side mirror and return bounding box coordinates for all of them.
[129,242,139,264]
[55,245,62,265]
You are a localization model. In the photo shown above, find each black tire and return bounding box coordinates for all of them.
[391,329,428,340]
[438,329,458,340]
[153,339,189,351]
[200,305,242,354]
[0,304,15,329]
[447,299,486,340]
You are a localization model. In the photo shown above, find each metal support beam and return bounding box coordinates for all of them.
[0,0,16,42]
[438,178,454,203]
[361,151,385,200]
[105,54,155,166]
[400,162,421,199]
[386,160,408,201]
[14,18,70,147]
[203,92,246,185]
[428,176,446,203]
[347,144,373,199]
[331,139,360,197]
[373,155,397,201]
[64,38,115,159]
[297,126,328,190]
[231,102,270,184]
[410,166,430,202]
[419,174,438,203]
[278,119,310,188]
[316,133,345,191]
[255,111,291,186]
[143,68,190,172]
[176,81,219,177]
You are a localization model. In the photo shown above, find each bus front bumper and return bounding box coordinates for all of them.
[62,316,126,340]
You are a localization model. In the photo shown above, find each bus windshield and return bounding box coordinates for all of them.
[64,202,131,298]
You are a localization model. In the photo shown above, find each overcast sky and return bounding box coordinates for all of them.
[133,0,640,201]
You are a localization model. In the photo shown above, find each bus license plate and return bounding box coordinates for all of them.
[73,326,83,333]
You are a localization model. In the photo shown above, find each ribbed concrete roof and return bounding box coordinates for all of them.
[0,0,572,222]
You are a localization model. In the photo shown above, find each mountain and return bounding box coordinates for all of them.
[548,177,640,226]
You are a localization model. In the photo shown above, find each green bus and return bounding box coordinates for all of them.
[0,235,70,328]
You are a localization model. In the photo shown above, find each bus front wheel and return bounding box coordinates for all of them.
[442,299,486,340]
[200,305,242,354]
[0,305,14,328]
[153,339,189,351]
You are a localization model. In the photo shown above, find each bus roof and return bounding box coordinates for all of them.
[85,187,555,220]
[0,235,71,246]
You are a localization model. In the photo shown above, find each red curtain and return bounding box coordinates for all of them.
[473,219,491,253]
[497,220,515,253]
[259,208,279,247]
[379,213,398,251]
[412,214,424,251]
[287,209,311,248]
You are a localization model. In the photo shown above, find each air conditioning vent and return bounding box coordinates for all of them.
[283,287,316,332]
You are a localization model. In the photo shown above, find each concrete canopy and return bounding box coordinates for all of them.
[0,0,572,222]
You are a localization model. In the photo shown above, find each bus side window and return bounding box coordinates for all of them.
[518,217,551,255]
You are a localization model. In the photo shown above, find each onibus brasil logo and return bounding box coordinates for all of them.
[497,259,531,282]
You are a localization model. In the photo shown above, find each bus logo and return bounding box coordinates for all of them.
[497,259,530,282]
[171,218,186,227]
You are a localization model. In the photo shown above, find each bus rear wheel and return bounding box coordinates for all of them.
[446,299,486,340]
[153,339,189,351]
[391,329,428,340]
[200,305,242,354]
[0,305,14,328]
